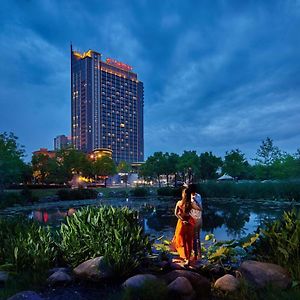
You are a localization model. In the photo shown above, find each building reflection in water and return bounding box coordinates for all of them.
[29,207,77,224]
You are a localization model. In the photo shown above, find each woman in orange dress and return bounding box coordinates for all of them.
[171,187,201,265]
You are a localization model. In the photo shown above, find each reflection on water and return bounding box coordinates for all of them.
[25,198,300,241]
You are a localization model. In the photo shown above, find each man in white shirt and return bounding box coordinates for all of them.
[189,183,203,260]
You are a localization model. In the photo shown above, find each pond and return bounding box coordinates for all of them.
[2,197,300,242]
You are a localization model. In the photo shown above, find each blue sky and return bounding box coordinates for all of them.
[1,0,300,161]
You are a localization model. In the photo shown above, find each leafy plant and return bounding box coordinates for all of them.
[0,216,57,272]
[59,206,151,277]
[253,208,300,279]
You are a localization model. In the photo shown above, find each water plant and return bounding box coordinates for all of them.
[59,206,151,277]
[253,208,300,280]
[0,216,57,272]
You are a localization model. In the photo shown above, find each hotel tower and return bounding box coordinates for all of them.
[71,47,144,163]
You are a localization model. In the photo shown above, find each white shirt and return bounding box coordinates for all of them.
[190,193,202,220]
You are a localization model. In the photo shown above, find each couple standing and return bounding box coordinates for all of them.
[171,184,202,266]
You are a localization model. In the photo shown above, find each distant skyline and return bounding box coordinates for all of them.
[1,0,300,161]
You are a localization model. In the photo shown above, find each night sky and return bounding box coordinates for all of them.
[1,0,300,161]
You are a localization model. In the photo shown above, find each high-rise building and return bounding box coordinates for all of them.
[71,47,144,163]
[54,135,70,150]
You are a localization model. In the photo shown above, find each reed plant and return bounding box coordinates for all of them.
[59,206,151,277]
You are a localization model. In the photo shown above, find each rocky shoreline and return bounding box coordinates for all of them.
[2,256,292,300]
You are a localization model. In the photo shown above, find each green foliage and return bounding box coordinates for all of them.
[253,209,300,279]
[223,149,250,179]
[93,156,117,177]
[254,137,282,166]
[130,187,149,197]
[59,206,151,277]
[199,151,223,179]
[0,132,27,189]
[197,181,300,200]
[56,188,98,200]
[0,216,57,272]
[206,233,258,263]
[157,186,181,197]
[0,189,38,209]
[121,279,168,300]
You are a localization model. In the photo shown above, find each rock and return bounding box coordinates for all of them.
[7,291,44,300]
[239,260,292,289]
[47,271,72,286]
[214,274,240,292]
[161,270,210,297]
[169,262,185,270]
[48,267,70,276]
[0,271,9,282]
[168,276,194,296]
[122,274,158,289]
[73,256,112,281]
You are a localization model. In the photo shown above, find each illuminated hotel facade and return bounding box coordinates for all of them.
[71,47,144,163]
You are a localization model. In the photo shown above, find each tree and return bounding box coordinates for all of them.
[177,151,200,183]
[0,132,27,189]
[254,137,282,166]
[222,149,250,179]
[93,156,117,187]
[166,153,180,186]
[117,160,132,187]
[55,149,92,183]
[31,154,54,184]
[140,152,165,187]
[198,151,222,180]
[253,137,283,180]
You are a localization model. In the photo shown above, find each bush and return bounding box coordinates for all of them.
[253,208,300,280]
[57,188,98,200]
[59,206,151,277]
[130,187,149,197]
[0,216,57,272]
[157,186,182,197]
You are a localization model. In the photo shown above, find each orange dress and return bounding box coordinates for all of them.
[171,202,196,260]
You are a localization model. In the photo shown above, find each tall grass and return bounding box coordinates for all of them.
[197,181,300,200]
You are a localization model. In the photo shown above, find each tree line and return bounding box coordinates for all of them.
[1,132,300,189]
[139,137,300,184]
[0,132,131,188]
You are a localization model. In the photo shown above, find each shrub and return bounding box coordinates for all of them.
[0,216,57,272]
[57,188,98,200]
[157,186,182,197]
[253,208,300,279]
[59,206,151,277]
[130,187,149,197]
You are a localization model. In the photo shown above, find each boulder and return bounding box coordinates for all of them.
[0,271,9,283]
[48,267,70,276]
[47,271,72,286]
[214,274,240,292]
[122,274,158,289]
[161,270,210,297]
[239,260,292,289]
[7,291,44,300]
[168,276,194,297]
[73,256,112,281]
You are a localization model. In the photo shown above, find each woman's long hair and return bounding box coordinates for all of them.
[181,187,192,214]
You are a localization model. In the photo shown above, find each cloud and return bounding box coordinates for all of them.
[0,0,300,161]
